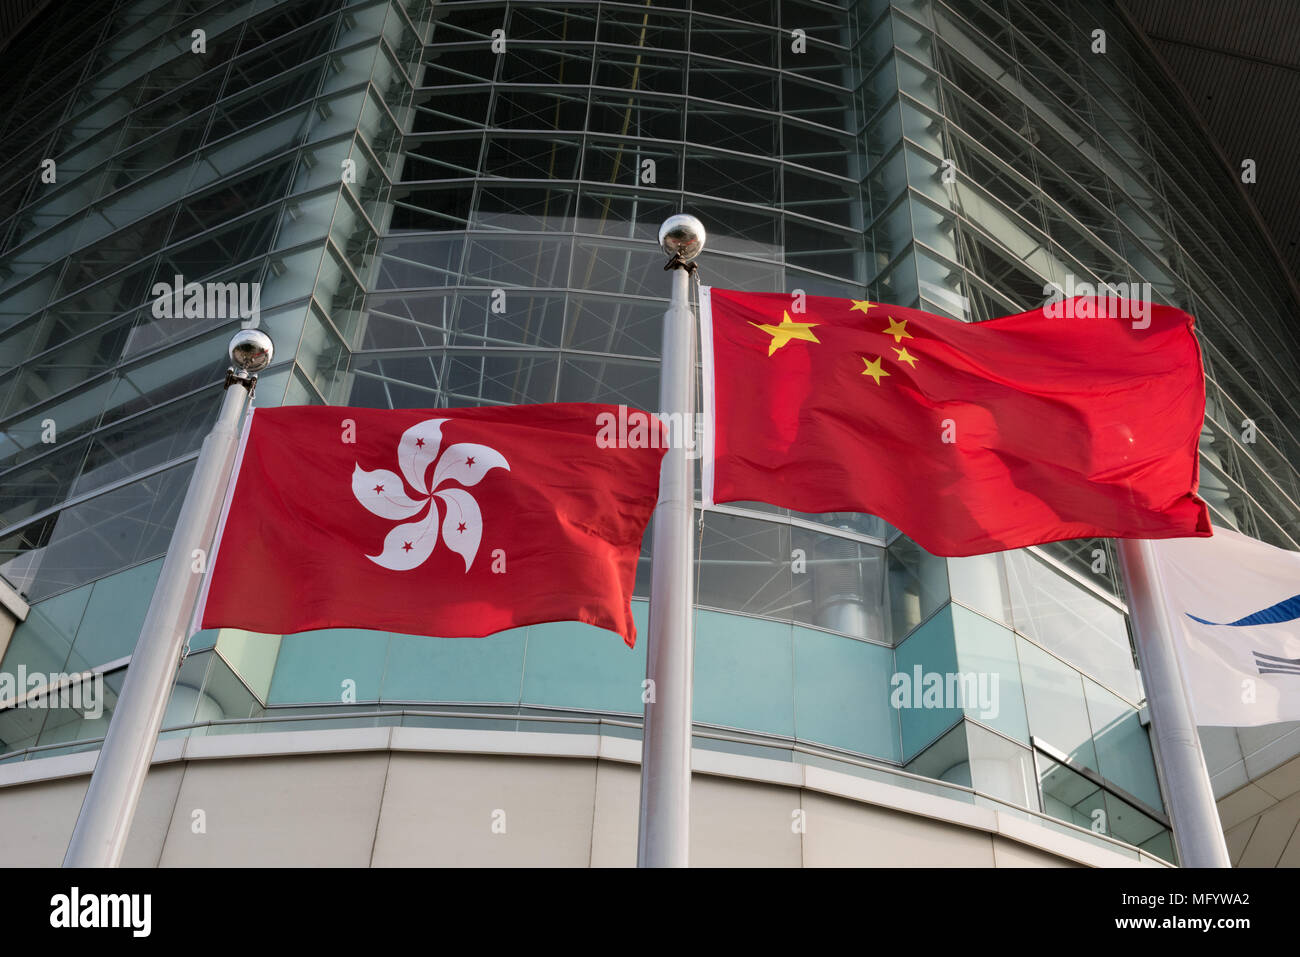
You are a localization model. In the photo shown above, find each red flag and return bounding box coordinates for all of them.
[200,403,665,646]
[702,288,1211,557]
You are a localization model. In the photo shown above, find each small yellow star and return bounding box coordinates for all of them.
[861,356,889,384]
[883,316,912,343]
[893,346,918,368]
[749,311,820,356]
[849,299,877,315]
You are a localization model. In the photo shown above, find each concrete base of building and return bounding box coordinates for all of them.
[0,727,1170,867]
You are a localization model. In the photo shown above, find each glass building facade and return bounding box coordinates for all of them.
[2,0,1299,864]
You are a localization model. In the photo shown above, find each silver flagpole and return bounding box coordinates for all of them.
[1117,538,1231,867]
[637,216,705,867]
[63,330,273,868]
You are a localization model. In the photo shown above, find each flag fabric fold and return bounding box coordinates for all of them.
[701,287,1210,556]
[1153,527,1300,727]
[199,403,665,646]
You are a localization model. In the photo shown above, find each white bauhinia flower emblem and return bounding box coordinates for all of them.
[352,418,509,572]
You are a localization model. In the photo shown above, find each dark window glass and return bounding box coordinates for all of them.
[492,89,588,131]
[474,183,578,233]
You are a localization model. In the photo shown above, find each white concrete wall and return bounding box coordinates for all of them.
[0,728,1171,867]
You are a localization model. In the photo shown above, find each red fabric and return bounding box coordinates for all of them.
[202,403,665,646]
[706,289,1211,556]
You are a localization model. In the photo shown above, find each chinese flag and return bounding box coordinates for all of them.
[200,404,665,646]
[702,288,1211,557]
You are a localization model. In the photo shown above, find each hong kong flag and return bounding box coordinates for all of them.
[200,403,665,646]
[702,287,1211,557]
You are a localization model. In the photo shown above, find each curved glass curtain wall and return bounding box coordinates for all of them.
[3,0,1299,861]
[0,0,433,738]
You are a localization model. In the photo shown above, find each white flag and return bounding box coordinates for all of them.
[1151,527,1300,727]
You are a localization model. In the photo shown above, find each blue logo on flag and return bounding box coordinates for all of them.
[1252,651,1300,677]
[1186,595,1300,627]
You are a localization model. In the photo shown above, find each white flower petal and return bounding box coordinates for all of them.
[434,487,482,572]
[398,418,446,494]
[352,466,429,520]
[429,443,509,491]
[367,503,440,571]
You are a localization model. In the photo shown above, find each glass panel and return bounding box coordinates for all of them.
[519,605,648,714]
[1017,636,1098,771]
[193,649,262,724]
[213,628,282,704]
[588,92,683,141]
[383,628,527,704]
[71,388,218,498]
[947,552,1012,624]
[1038,753,1106,832]
[1005,549,1137,701]
[0,584,92,676]
[597,50,686,97]
[887,535,948,641]
[11,463,193,603]
[442,350,559,405]
[686,102,776,155]
[474,183,578,233]
[575,186,679,242]
[951,604,1028,743]
[697,512,794,620]
[557,355,657,409]
[268,629,390,704]
[65,557,163,671]
[452,290,566,349]
[793,625,899,759]
[1099,786,1168,853]
[31,669,119,748]
[464,234,571,288]
[893,604,960,760]
[1084,678,1163,812]
[789,526,886,641]
[966,721,1036,809]
[0,439,90,528]
[564,294,664,358]
[357,290,451,350]
[483,134,580,181]
[693,609,794,738]
[905,720,971,788]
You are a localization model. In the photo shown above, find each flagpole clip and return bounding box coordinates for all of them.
[224,367,259,396]
[663,251,698,276]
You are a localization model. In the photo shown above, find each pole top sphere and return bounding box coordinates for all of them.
[228,329,274,374]
[659,214,706,262]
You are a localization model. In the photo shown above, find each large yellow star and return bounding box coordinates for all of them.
[883,316,912,343]
[893,346,918,368]
[861,356,889,384]
[849,299,877,315]
[749,311,820,356]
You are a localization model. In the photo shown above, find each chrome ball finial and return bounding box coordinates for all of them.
[659,214,707,262]
[228,329,274,375]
